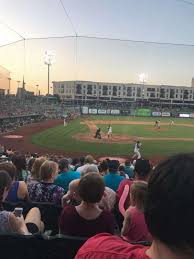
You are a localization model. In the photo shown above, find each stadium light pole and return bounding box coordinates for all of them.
[139,73,148,101]
[8,77,11,95]
[44,51,55,95]
[36,84,39,96]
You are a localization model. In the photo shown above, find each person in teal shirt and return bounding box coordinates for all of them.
[103,160,125,191]
[54,159,80,193]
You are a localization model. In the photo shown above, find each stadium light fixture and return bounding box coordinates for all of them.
[139,73,148,84]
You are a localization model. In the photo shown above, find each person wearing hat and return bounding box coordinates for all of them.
[54,158,81,193]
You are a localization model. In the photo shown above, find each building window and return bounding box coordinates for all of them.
[87,85,92,95]
[76,84,82,94]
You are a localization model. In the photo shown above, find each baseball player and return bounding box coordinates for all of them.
[107,124,112,138]
[132,140,142,159]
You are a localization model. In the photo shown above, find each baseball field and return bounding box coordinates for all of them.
[31,116,194,159]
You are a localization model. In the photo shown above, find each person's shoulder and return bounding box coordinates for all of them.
[75,233,150,259]
[61,205,76,215]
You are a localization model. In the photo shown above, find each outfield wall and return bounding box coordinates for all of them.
[81,106,194,118]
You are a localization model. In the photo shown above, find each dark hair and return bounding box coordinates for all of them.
[78,173,105,203]
[145,153,194,255]
[0,170,11,210]
[58,159,69,171]
[135,159,151,179]
[72,158,79,166]
[108,160,120,172]
[125,159,131,166]
[99,160,109,172]
[119,165,125,172]
[11,154,26,180]
[0,162,16,180]
[80,157,85,165]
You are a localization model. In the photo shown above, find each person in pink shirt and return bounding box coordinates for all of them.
[76,153,194,259]
[117,159,151,209]
[121,181,152,242]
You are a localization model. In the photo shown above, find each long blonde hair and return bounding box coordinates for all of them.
[40,160,58,181]
[31,157,47,180]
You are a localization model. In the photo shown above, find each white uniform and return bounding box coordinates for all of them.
[133,142,141,159]
[170,120,174,126]
[64,118,66,127]
[108,126,112,137]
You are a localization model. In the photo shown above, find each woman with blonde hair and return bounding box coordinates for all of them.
[28,160,64,205]
[27,156,46,185]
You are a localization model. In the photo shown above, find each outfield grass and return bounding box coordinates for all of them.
[31,116,194,157]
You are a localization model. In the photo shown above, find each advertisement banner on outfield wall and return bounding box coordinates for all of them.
[152,112,161,117]
[82,106,88,114]
[98,109,107,114]
[135,109,151,117]
[89,109,97,114]
[179,113,190,118]
[162,112,171,117]
[190,113,194,118]
[111,109,120,115]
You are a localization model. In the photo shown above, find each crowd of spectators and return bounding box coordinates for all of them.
[0,146,194,258]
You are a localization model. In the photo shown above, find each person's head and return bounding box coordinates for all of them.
[28,157,35,171]
[130,181,147,210]
[125,159,131,166]
[0,170,11,209]
[58,159,69,172]
[69,179,81,202]
[40,160,58,182]
[11,154,26,172]
[72,158,79,166]
[99,160,109,175]
[134,159,151,181]
[0,162,16,181]
[82,165,99,177]
[145,153,194,257]
[31,157,47,180]
[108,160,120,173]
[79,157,85,166]
[84,155,94,164]
[78,173,105,204]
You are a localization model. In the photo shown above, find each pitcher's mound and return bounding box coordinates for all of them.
[3,135,23,139]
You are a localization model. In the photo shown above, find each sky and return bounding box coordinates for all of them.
[0,0,194,94]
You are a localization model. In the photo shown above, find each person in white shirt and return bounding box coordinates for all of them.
[107,125,112,138]
[76,155,99,175]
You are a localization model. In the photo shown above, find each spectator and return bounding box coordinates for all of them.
[121,181,151,242]
[76,155,99,174]
[59,173,115,237]
[28,160,64,205]
[76,153,194,259]
[54,158,80,192]
[71,158,80,171]
[124,159,134,178]
[0,162,29,202]
[61,179,81,207]
[0,170,44,234]
[98,160,109,176]
[104,160,125,191]
[117,159,151,209]
[27,157,35,172]
[74,156,85,171]
[27,156,47,185]
[11,154,29,182]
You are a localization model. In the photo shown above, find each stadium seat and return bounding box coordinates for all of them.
[3,201,62,234]
[0,233,87,259]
